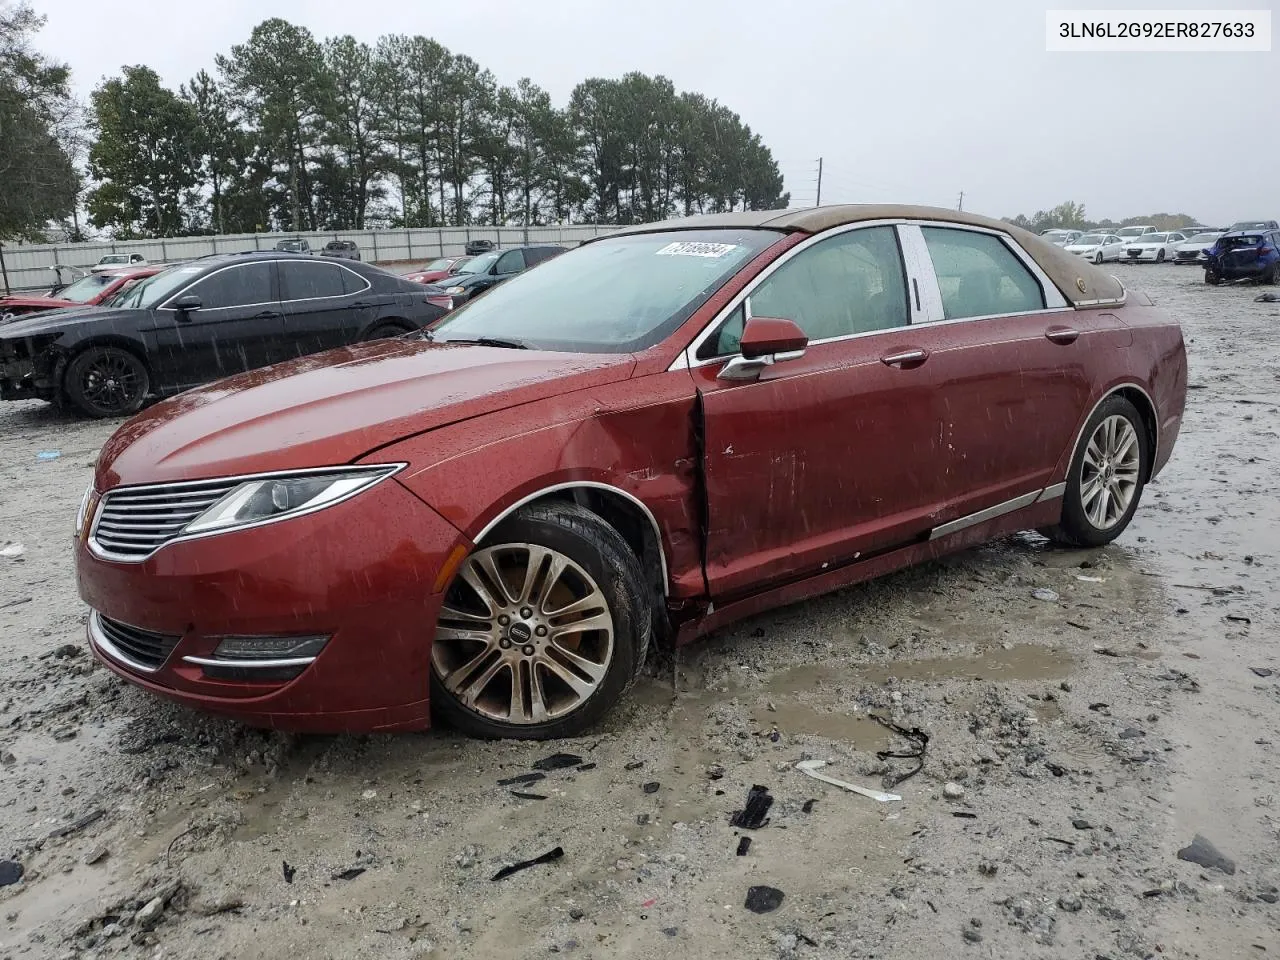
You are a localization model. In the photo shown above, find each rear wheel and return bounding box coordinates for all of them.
[1040,396,1149,548]
[1205,269,1220,285]
[362,322,411,341]
[64,345,149,418]
[429,501,651,739]
[1263,263,1279,285]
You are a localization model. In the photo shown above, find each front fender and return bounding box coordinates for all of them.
[368,370,705,598]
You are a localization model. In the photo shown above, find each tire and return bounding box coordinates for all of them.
[1039,396,1150,549]
[1093,252,1103,265]
[64,345,149,418]
[1205,269,1220,285]
[1156,249,1165,263]
[362,322,411,341]
[429,501,651,739]
[1264,263,1279,285]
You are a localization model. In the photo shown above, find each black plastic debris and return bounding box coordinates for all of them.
[282,860,296,883]
[576,763,597,772]
[47,808,105,839]
[1072,818,1093,831]
[333,867,366,881]
[744,885,785,914]
[871,715,930,787]
[1177,835,1236,875]
[511,791,547,801]
[736,836,752,856]
[1119,728,1145,740]
[730,785,774,829]
[642,781,660,794]
[1045,762,1069,777]
[625,760,645,771]
[1250,667,1274,678]
[491,846,564,881]
[498,772,546,786]
[801,799,817,814]
[0,860,23,886]
[952,812,978,820]
[533,753,584,771]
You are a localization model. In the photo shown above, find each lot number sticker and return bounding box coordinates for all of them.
[655,241,739,258]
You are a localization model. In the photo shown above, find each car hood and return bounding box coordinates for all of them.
[0,295,73,311]
[96,338,638,489]
[0,306,142,337]
[1063,244,1098,251]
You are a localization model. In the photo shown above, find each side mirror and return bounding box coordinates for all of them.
[174,295,202,317]
[719,316,808,382]
[739,316,809,359]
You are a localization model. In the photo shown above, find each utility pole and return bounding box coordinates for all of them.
[957,191,964,212]
[815,157,823,207]
[0,243,9,296]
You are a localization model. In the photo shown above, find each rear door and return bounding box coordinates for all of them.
[694,224,950,597]
[150,261,284,387]
[906,224,1092,523]
[278,260,373,358]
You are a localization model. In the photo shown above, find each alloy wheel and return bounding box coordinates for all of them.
[80,353,144,413]
[1080,415,1141,530]
[432,543,615,725]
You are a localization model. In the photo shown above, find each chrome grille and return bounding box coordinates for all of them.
[91,479,238,559]
[95,614,181,671]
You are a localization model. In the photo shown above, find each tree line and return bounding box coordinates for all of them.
[1002,201,1203,235]
[0,6,789,242]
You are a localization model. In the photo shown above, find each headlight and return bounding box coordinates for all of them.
[75,483,95,537]
[182,465,403,536]
[445,286,466,295]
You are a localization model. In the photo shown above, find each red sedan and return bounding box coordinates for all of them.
[75,205,1186,738]
[404,256,472,285]
[1,265,161,321]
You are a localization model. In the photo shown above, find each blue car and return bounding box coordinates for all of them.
[1204,230,1280,285]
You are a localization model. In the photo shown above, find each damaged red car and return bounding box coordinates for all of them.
[1,265,161,321]
[75,205,1186,738]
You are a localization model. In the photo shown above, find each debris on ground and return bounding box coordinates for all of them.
[744,885,785,914]
[871,714,930,786]
[1177,835,1237,875]
[497,772,546,786]
[511,790,547,801]
[0,861,23,886]
[642,781,660,794]
[282,861,296,883]
[795,760,901,802]
[35,450,60,460]
[0,542,23,560]
[943,782,966,801]
[83,845,109,865]
[736,837,752,856]
[47,808,104,839]
[532,753,584,771]
[332,867,366,881]
[491,846,564,881]
[729,784,774,829]
[1250,667,1273,678]
[1032,588,1059,602]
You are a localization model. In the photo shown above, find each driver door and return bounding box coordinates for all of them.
[692,225,948,598]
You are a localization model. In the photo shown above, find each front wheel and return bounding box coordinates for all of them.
[1205,269,1220,285]
[64,345,149,418]
[1093,252,1103,265]
[1040,396,1149,548]
[1156,249,1166,263]
[429,501,651,739]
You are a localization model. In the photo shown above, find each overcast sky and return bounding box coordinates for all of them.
[34,0,1278,225]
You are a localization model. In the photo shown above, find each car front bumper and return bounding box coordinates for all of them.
[76,476,469,732]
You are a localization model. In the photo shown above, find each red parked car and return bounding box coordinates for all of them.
[404,256,472,285]
[1,265,161,321]
[74,205,1186,738]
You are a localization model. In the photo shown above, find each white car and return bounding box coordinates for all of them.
[1063,233,1125,264]
[1174,232,1223,264]
[1113,225,1159,245]
[1041,229,1083,247]
[1122,232,1187,263]
[90,253,148,273]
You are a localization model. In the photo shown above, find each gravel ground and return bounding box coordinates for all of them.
[1,264,1277,959]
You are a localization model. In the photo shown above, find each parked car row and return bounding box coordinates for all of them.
[0,253,448,417]
[68,204,1187,738]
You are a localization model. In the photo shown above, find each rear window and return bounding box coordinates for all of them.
[1221,235,1264,249]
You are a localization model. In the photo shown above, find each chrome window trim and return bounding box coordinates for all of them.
[674,218,1078,371]
[158,260,374,312]
[87,463,406,564]
[472,481,669,594]
[279,260,373,302]
[88,610,164,674]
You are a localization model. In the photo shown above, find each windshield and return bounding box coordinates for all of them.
[112,264,202,309]
[456,252,499,276]
[55,274,114,303]
[421,258,453,271]
[1074,235,1105,245]
[1117,227,1147,237]
[1189,233,1221,243]
[432,229,778,352]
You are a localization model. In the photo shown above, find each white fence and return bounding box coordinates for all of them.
[0,224,617,293]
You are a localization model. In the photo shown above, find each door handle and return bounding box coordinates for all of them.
[251,310,282,320]
[1045,326,1080,345]
[880,348,929,368]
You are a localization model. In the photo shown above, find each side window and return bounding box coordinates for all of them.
[184,262,274,309]
[700,304,746,360]
[280,262,346,300]
[496,250,526,275]
[340,267,370,296]
[920,228,1045,321]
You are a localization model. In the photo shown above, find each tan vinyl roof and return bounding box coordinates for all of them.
[595,204,1125,307]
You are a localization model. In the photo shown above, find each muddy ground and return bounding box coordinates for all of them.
[1,264,1277,960]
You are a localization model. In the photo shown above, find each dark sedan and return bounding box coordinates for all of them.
[0,252,447,418]
[441,245,567,304]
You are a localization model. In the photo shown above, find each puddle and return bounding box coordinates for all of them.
[749,702,886,749]
[762,644,1074,694]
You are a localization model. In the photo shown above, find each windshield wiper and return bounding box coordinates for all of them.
[443,336,528,349]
